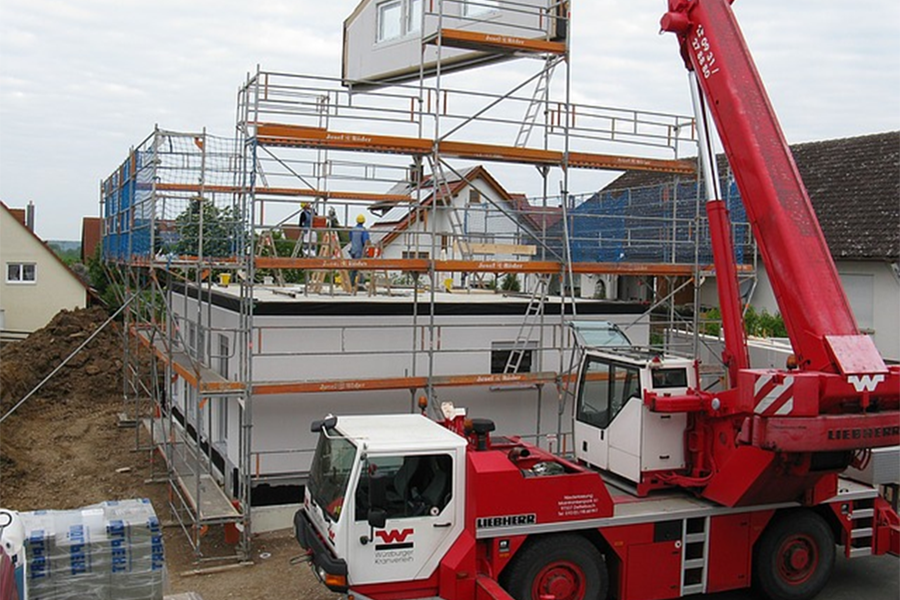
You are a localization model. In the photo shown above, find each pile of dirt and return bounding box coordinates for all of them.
[0,307,139,503]
[0,306,123,414]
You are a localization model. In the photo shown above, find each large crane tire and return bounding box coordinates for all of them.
[754,510,835,600]
[500,534,608,600]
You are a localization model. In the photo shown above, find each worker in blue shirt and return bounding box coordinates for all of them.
[349,213,370,290]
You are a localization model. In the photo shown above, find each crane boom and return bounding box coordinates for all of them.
[661,0,865,374]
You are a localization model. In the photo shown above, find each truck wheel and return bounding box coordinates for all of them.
[754,510,835,600]
[502,534,608,600]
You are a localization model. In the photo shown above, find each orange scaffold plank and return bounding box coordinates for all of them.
[131,327,244,394]
[425,28,567,55]
[154,182,412,203]
[254,123,696,175]
[252,371,558,395]
[254,256,718,276]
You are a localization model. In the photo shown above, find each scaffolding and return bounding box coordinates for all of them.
[100,0,755,561]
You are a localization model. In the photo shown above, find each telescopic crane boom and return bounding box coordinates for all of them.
[656,0,899,506]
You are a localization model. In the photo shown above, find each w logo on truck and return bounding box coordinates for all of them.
[847,374,885,393]
[375,528,414,551]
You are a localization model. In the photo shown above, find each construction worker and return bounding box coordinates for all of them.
[349,213,370,290]
[299,202,316,256]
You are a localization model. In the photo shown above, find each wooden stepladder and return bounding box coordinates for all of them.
[308,230,352,294]
[256,230,285,286]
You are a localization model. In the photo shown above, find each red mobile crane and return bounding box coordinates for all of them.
[294,2,900,599]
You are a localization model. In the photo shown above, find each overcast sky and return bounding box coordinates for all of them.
[1,0,898,241]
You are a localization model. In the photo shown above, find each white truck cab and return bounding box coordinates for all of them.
[296,414,467,592]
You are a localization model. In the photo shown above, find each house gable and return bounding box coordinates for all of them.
[0,202,89,334]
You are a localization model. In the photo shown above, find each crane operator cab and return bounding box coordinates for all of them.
[573,346,697,493]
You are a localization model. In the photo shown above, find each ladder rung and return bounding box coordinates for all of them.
[685,533,707,544]
[850,528,873,539]
[851,508,874,519]
[849,547,873,558]
[682,584,705,595]
[683,558,705,570]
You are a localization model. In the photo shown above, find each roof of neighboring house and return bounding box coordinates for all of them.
[81,217,102,262]
[1,202,92,294]
[599,131,900,261]
[371,165,554,246]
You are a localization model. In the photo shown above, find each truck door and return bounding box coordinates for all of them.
[574,355,642,471]
[348,453,458,585]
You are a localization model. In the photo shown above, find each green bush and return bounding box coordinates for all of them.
[701,305,787,338]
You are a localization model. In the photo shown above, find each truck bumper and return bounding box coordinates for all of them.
[294,508,349,593]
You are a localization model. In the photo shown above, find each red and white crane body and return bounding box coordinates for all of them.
[293,1,900,599]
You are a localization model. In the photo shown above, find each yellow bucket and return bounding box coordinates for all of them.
[218,273,232,286]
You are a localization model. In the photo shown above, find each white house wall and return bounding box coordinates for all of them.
[700,260,899,362]
[0,207,86,335]
[170,290,649,481]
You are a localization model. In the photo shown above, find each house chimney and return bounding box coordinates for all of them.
[25,201,35,231]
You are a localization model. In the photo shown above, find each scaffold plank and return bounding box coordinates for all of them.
[154,182,412,203]
[252,371,558,395]
[254,123,696,175]
[253,256,722,276]
[424,29,567,55]
[132,328,245,393]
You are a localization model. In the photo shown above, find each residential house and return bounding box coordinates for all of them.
[580,132,900,360]
[368,165,561,288]
[0,202,89,338]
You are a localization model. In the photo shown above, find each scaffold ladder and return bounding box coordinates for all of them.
[504,273,552,374]
[428,157,473,260]
[515,60,557,148]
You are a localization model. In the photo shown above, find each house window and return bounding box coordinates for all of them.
[464,0,499,16]
[491,341,536,374]
[6,263,36,284]
[468,188,481,205]
[377,0,403,42]
[216,398,229,444]
[840,273,875,332]
[217,334,230,378]
[407,0,422,34]
[402,251,430,260]
[377,0,422,42]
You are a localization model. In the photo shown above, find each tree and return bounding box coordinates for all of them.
[172,199,241,258]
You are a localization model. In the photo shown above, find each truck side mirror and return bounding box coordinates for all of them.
[367,508,387,529]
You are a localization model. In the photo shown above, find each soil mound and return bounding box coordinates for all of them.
[0,307,122,414]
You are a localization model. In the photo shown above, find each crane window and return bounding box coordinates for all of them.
[651,368,688,389]
[576,357,641,429]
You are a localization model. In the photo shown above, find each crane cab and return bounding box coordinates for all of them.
[573,348,697,493]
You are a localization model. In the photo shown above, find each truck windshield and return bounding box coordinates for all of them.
[308,431,357,522]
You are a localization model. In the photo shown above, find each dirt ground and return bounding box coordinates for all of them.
[0,308,338,600]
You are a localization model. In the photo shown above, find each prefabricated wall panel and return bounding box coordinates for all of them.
[344,0,562,86]
[169,286,648,483]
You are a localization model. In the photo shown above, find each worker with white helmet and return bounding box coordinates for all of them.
[349,213,371,291]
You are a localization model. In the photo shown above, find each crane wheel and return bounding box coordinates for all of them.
[753,510,835,600]
[500,534,608,600]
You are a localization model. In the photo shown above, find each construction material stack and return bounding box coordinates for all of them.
[1,499,165,600]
